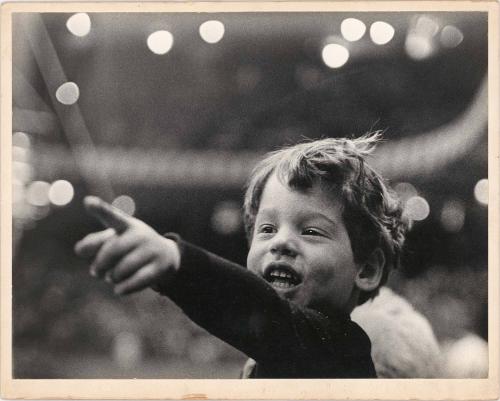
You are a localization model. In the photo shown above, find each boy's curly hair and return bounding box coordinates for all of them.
[243,132,407,304]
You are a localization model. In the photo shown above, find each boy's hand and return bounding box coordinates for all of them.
[74,196,180,295]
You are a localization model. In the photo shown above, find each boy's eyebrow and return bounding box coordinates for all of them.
[257,208,339,229]
[303,212,339,229]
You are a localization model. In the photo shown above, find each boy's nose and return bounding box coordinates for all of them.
[269,229,298,257]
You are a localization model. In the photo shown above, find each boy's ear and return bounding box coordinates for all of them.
[355,248,385,292]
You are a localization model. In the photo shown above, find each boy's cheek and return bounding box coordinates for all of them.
[246,246,260,275]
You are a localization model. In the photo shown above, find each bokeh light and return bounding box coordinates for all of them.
[405,33,434,60]
[112,195,136,216]
[415,15,439,37]
[147,30,174,55]
[26,181,50,207]
[474,179,488,206]
[340,18,366,42]
[321,43,350,68]
[443,334,488,378]
[440,199,466,233]
[48,180,74,206]
[370,21,395,45]
[440,25,464,48]
[405,195,430,221]
[211,201,241,235]
[199,20,225,44]
[12,131,31,148]
[66,13,91,37]
[394,182,418,202]
[56,82,80,105]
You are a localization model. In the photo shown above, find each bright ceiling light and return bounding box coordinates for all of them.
[370,21,395,45]
[147,30,174,55]
[322,43,350,68]
[341,18,366,42]
[199,20,225,44]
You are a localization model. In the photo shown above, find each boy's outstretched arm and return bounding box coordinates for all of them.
[75,196,180,295]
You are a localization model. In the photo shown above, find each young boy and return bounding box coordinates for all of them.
[75,133,407,378]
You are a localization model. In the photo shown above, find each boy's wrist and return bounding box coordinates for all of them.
[151,233,182,293]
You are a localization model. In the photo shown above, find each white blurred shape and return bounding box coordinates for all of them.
[112,331,143,369]
[405,33,434,60]
[394,182,418,202]
[352,287,442,378]
[56,82,80,105]
[370,21,395,45]
[26,181,50,207]
[12,132,31,148]
[322,43,349,68]
[474,178,488,206]
[48,180,74,206]
[199,20,225,44]
[440,199,465,233]
[405,196,430,221]
[443,334,488,378]
[13,146,30,163]
[112,195,136,216]
[66,13,91,37]
[211,201,241,235]
[440,25,464,48]
[415,15,440,37]
[147,30,174,55]
[33,205,50,220]
[13,161,33,182]
[341,18,366,42]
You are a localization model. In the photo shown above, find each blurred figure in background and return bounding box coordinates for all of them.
[352,287,442,378]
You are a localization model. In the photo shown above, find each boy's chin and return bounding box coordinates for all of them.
[272,283,303,301]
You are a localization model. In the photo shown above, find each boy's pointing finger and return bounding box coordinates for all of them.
[84,196,131,233]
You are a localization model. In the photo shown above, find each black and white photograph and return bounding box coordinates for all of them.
[1,2,499,399]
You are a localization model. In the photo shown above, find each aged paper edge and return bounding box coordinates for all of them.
[1,1,499,399]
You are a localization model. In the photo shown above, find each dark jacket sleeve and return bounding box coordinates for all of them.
[155,234,375,377]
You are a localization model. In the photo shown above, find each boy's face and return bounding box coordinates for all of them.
[247,173,361,314]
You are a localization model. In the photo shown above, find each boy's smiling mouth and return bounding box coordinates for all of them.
[263,262,302,290]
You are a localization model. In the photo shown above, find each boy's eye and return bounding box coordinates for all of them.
[258,224,276,234]
[302,228,323,236]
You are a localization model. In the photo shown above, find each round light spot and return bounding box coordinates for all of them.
[405,196,430,221]
[147,30,174,55]
[370,21,395,45]
[12,132,31,148]
[13,161,33,182]
[415,15,440,37]
[440,199,466,233]
[322,43,350,68]
[211,201,241,235]
[33,205,50,221]
[341,18,366,42]
[474,178,488,206]
[56,82,80,105]
[112,195,136,216]
[444,334,488,378]
[199,20,225,44]
[405,33,434,60]
[394,182,418,202]
[13,146,30,163]
[440,25,464,48]
[48,180,74,206]
[27,181,50,207]
[66,13,91,37]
